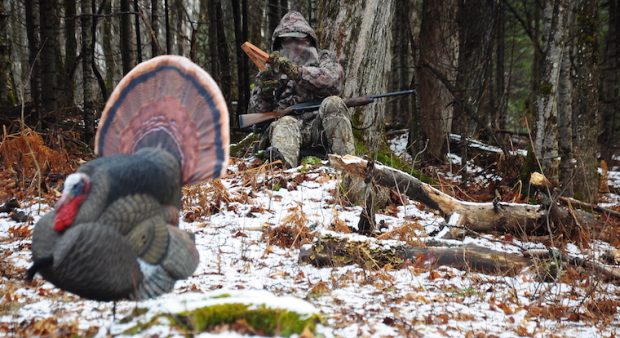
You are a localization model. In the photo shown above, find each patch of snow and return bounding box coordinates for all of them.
[1,159,619,337]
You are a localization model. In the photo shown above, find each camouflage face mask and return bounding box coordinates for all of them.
[281,44,319,66]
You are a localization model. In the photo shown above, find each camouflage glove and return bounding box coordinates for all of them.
[256,69,280,100]
[269,51,301,80]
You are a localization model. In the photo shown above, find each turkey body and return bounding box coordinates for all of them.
[31,148,196,301]
[29,55,229,301]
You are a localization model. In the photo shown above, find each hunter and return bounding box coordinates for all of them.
[248,10,355,167]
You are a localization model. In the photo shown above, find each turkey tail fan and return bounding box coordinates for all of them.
[95,55,230,185]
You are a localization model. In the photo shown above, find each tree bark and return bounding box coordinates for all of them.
[267,0,280,44]
[102,1,115,89]
[534,0,570,182]
[25,0,41,123]
[175,0,184,55]
[164,0,171,54]
[63,0,77,107]
[232,0,247,118]
[416,0,458,161]
[0,0,16,107]
[494,1,506,131]
[558,39,573,195]
[134,0,142,63]
[151,0,160,56]
[81,0,95,144]
[600,0,620,161]
[215,0,231,110]
[242,0,250,112]
[571,0,600,203]
[120,0,135,75]
[38,0,60,114]
[317,0,394,150]
[207,0,219,82]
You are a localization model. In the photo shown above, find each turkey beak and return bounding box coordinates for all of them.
[55,192,71,209]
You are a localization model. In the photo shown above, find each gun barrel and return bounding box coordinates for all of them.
[369,89,415,100]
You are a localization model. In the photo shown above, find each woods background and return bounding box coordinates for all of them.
[0,0,618,204]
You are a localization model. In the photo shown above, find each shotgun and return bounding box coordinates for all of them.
[239,89,415,129]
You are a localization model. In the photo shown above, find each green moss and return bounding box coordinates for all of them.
[173,303,321,337]
[354,138,433,184]
[124,302,321,337]
[301,156,322,166]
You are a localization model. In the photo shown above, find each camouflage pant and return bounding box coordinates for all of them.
[266,96,355,167]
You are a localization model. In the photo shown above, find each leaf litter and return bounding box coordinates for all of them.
[0,135,619,337]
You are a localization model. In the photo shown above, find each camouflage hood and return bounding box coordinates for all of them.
[272,11,318,50]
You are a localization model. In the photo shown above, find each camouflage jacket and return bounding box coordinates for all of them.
[248,11,344,115]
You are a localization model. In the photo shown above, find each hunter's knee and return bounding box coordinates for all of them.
[319,96,350,119]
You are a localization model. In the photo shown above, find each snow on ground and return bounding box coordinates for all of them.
[1,144,620,336]
[0,157,620,337]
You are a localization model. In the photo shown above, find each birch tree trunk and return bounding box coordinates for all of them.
[416,0,458,161]
[571,0,600,203]
[534,0,570,182]
[317,0,394,149]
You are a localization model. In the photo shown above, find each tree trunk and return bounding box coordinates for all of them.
[387,0,412,129]
[279,0,288,16]
[267,0,280,44]
[81,0,95,144]
[207,0,219,82]
[329,154,555,235]
[534,0,570,182]
[300,232,530,275]
[600,0,620,161]
[39,0,60,114]
[317,0,394,150]
[232,0,248,118]
[25,0,41,124]
[416,0,458,161]
[242,0,250,112]
[0,0,16,107]
[558,36,573,196]
[165,0,171,54]
[63,0,77,108]
[151,0,160,56]
[134,0,142,63]
[494,1,506,131]
[175,0,184,55]
[571,0,600,203]
[120,0,135,75]
[102,1,115,89]
[215,1,231,111]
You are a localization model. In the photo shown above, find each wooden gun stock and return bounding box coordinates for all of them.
[238,107,294,129]
[241,42,270,71]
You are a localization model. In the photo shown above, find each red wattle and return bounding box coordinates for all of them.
[54,195,87,232]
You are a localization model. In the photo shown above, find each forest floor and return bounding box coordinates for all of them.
[1,131,620,337]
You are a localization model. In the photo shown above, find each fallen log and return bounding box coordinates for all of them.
[329,154,571,236]
[299,231,530,276]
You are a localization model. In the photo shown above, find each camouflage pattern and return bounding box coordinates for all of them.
[248,11,354,167]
